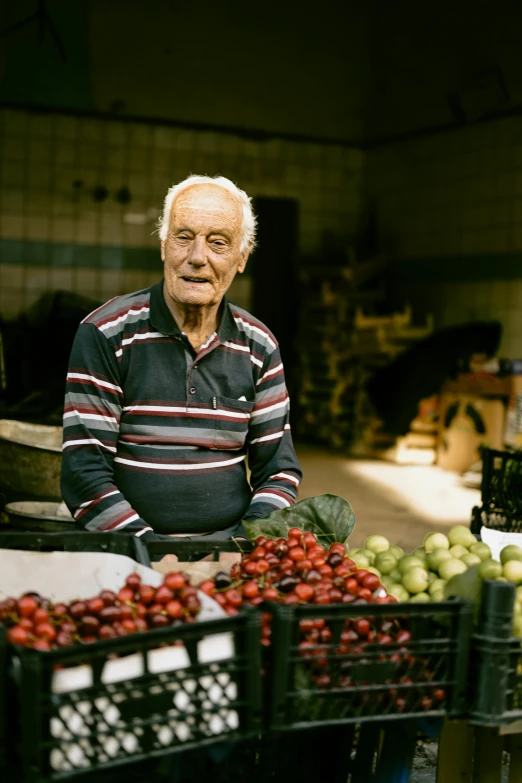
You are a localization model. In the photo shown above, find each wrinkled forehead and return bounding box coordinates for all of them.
[169,184,243,230]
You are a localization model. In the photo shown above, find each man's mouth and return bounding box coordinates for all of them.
[182,277,210,284]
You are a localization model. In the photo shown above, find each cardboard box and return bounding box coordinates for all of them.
[437,394,505,473]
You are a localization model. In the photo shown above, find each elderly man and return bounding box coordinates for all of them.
[61,175,302,542]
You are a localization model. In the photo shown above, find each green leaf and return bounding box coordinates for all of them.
[243,494,355,545]
[444,563,483,622]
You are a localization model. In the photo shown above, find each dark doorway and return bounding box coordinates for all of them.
[250,197,300,427]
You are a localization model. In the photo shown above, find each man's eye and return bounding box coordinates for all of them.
[213,240,226,247]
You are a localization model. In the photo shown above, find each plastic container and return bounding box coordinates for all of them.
[0,531,151,566]
[145,537,253,563]
[3,502,76,532]
[470,579,522,726]
[471,447,522,534]
[4,608,262,782]
[264,598,473,731]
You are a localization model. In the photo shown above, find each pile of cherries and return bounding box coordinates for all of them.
[198,527,397,647]
[0,571,200,651]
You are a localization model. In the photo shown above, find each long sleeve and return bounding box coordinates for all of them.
[243,344,302,520]
[61,322,153,537]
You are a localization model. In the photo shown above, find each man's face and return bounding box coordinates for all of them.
[161,184,248,311]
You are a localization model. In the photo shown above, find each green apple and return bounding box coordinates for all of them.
[448,525,476,548]
[449,544,469,559]
[409,592,431,603]
[402,567,429,594]
[516,585,522,604]
[428,578,447,596]
[374,552,398,575]
[387,583,409,602]
[389,545,405,560]
[439,558,468,580]
[364,535,390,554]
[461,553,482,567]
[381,576,396,591]
[389,568,402,582]
[478,559,503,580]
[500,545,522,565]
[426,549,453,572]
[428,571,438,583]
[361,548,376,565]
[503,560,522,584]
[350,553,370,569]
[413,547,428,565]
[470,542,492,561]
[430,588,446,602]
[367,566,381,577]
[398,555,424,574]
[424,532,450,553]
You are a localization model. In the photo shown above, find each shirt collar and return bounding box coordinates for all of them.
[150,279,238,343]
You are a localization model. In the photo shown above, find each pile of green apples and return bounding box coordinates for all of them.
[347,526,522,607]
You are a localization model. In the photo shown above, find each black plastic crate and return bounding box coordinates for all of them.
[264,598,473,731]
[145,537,253,563]
[471,447,522,534]
[470,580,522,726]
[4,608,262,782]
[0,531,150,566]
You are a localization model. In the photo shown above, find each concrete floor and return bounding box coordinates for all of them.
[295,446,481,552]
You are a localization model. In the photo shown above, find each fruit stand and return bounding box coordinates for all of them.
[3,481,522,782]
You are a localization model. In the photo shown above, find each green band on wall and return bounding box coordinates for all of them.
[0,239,162,271]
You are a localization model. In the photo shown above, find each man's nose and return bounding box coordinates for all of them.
[187,236,207,266]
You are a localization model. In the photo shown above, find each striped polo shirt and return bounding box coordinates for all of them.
[61,280,302,537]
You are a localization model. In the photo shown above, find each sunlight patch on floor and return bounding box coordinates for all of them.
[343,460,481,525]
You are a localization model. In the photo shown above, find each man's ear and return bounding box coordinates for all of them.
[160,240,166,263]
[238,249,250,274]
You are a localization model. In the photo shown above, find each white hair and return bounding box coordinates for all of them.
[158,175,257,254]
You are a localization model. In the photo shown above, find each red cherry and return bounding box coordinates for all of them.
[255,535,268,547]
[264,538,276,551]
[52,602,68,616]
[355,569,369,584]
[433,688,445,702]
[286,537,301,550]
[294,583,314,602]
[35,622,56,642]
[121,619,137,633]
[56,631,74,647]
[318,564,333,577]
[155,585,174,605]
[32,639,51,652]
[244,561,258,575]
[342,593,357,604]
[69,601,87,619]
[289,546,305,562]
[164,572,186,591]
[242,581,259,599]
[262,587,279,601]
[135,618,148,632]
[328,587,343,603]
[150,614,169,627]
[305,569,322,585]
[87,597,105,615]
[421,696,433,710]
[357,588,373,601]
[288,528,303,538]
[99,590,117,606]
[256,560,270,575]
[303,532,317,548]
[361,573,380,592]
[7,625,28,645]
[224,589,242,607]
[18,596,38,618]
[99,625,117,639]
[283,594,300,605]
[329,543,346,556]
[166,600,183,619]
[397,630,412,645]
[125,573,141,589]
[81,616,100,634]
[118,586,135,603]
[354,618,371,636]
[345,578,358,594]
[100,605,122,622]
[251,546,266,560]
[199,580,215,596]
[33,607,50,624]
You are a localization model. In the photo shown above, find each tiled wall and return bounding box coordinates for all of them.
[365,116,522,358]
[0,108,365,319]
